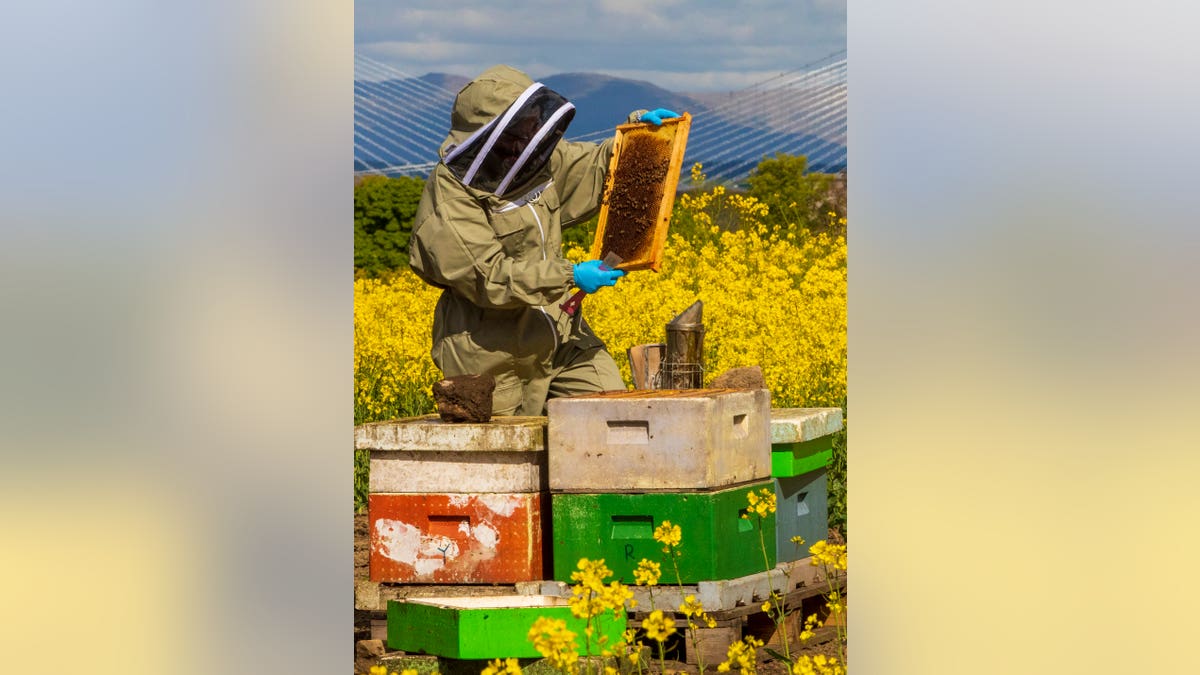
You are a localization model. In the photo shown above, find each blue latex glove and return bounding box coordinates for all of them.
[573,260,625,293]
[639,108,680,125]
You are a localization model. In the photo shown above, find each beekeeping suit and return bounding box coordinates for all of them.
[410,65,645,415]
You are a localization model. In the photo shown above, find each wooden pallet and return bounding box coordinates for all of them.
[625,559,846,666]
[355,579,570,612]
[358,558,846,667]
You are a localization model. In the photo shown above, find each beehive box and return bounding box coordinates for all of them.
[769,408,843,478]
[546,388,771,492]
[368,492,545,583]
[774,469,829,563]
[356,415,548,493]
[387,595,627,659]
[550,480,776,584]
[590,113,691,272]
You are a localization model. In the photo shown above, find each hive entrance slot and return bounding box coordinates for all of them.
[606,420,649,444]
[610,515,654,539]
[428,515,470,536]
[732,413,749,438]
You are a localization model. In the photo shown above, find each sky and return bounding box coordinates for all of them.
[354,0,846,93]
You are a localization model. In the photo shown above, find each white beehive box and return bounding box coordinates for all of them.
[355,415,547,493]
[545,388,771,492]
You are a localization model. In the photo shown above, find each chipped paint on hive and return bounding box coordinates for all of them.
[373,518,421,566]
[373,517,463,575]
[368,493,545,583]
[479,493,522,517]
[473,521,499,548]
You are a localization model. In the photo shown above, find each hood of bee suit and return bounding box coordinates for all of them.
[440,64,576,197]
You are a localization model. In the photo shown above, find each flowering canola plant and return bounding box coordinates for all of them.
[353,176,847,425]
[528,616,580,674]
[580,168,846,408]
[354,274,441,423]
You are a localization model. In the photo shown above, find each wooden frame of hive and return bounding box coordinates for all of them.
[589,112,692,272]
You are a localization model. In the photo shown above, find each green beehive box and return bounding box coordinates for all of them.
[551,481,776,584]
[771,436,834,478]
[769,408,842,478]
[774,469,829,562]
[387,595,626,659]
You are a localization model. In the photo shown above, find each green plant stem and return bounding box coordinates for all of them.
[633,581,654,675]
[830,567,846,666]
[670,554,707,674]
[758,519,790,662]
[583,589,595,675]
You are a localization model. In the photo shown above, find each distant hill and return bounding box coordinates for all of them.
[354,71,846,180]
[540,73,704,137]
[418,73,470,93]
[409,71,703,137]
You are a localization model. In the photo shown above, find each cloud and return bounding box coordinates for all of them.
[355,0,846,92]
[364,40,466,63]
[597,68,807,92]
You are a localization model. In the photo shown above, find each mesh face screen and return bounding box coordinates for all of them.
[444,85,574,195]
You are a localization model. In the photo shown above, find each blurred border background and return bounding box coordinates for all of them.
[2,1,1198,674]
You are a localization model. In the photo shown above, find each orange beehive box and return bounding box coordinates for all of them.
[368,492,545,583]
[590,112,691,272]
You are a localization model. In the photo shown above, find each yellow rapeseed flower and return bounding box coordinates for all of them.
[528,617,580,674]
[568,558,631,619]
[641,610,676,642]
[633,559,661,586]
[717,636,764,674]
[799,613,820,642]
[652,521,682,550]
[745,487,777,519]
[679,594,716,628]
[808,541,848,571]
[791,654,846,675]
[481,658,521,675]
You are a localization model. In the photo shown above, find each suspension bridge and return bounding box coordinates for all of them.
[354,52,846,189]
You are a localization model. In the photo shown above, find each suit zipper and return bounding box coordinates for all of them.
[528,204,559,344]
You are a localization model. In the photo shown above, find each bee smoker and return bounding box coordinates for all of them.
[660,300,704,389]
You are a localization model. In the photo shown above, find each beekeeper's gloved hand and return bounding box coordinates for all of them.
[639,108,680,125]
[573,260,625,293]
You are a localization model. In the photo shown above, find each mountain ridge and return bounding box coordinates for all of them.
[355,71,846,179]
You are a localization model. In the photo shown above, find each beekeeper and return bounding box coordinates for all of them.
[409,64,679,415]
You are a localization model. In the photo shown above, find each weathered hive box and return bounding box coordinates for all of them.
[388,595,627,659]
[550,480,776,584]
[356,415,548,493]
[774,470,829,563]
[546,389,771,492]
[368,492,544,583]
[769,408,840,561]
[769,407,841,478]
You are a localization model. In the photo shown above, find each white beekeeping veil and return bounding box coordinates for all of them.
[444,82,575,196]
